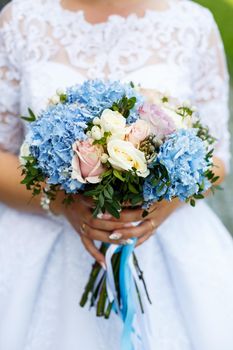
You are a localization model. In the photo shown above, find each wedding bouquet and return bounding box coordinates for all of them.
[20,80,218,349]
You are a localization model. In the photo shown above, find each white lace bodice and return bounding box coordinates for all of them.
[0,0,231,169]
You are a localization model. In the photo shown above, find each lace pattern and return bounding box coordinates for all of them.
[0,6,24,154]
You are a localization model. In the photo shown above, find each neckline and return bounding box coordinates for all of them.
[56,0,176,27]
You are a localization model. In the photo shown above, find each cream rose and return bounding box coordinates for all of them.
[127,120,151,147]
[107,140,149,178]
[100,109,126,139]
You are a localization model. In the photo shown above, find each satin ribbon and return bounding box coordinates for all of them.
[105,233,150,350]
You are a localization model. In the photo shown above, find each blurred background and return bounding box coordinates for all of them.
[0,0,232,232]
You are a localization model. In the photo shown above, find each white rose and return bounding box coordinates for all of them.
[100,109,126,139]
[91,126,102,140]
[107,140,149,178]
[19,142,31,166]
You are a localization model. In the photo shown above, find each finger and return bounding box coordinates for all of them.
[87,217,134,232]
[81,236,105,264]
[118,208,145,223]
[136,232,152,247]
[83,224,122,245]
[110,219,157,239]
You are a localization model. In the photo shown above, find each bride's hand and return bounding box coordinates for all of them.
[51,192,129,265]
[109,199,182,247]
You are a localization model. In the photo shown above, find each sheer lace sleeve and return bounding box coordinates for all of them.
[0,3,24,154]
[193,11,231,172]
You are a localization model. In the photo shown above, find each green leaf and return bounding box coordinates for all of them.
[128,182,139,194]
[99,193,105,208]
[21,108,37,122]
[193,194,205,200]
[101,170,112,178]
[60,94,67,103]
[113,169,125,182]
[157,182,165,193]
[151,177,160,187]
[93,204,101,218]
[131,194,143,206]
[105,202,120,219]
[106,185,114,196]
[142,210,149,218]
[212,176,220,183]
[190,199,196,207]
[127,97,137,109]
[28,108,36,119]
[104,188,112,200]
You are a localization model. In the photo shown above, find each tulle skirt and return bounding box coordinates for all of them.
[0,201,233,350]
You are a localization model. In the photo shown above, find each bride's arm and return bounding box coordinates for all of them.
[0,151,44,213]
[0,4,43,213]
[0,4,127,265]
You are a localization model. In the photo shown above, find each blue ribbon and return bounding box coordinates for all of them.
[119,238,137,350]
[105,237,150,350]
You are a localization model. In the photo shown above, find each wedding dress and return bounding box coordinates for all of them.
[0,0,233,349]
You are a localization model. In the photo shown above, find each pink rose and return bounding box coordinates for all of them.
[139,103,176,139]
[71,140,105,184]
[127,120,151,147]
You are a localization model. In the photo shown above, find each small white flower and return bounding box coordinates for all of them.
[100,153,109,164]
[91,126,102,140]
[56,88,65,96]
[86,131,92,137]
[183,100,191,108]
[93,117,101,125]
[19,142,30,166]
[51,95,60,105]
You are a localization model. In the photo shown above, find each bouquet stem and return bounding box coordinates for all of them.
[80,244,107,307]
[80,244,151,319]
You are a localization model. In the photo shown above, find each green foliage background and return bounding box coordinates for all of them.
[0,0,232,232]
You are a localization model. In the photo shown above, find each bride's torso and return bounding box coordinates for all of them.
[0,0,230,169]
[5,0,213,113]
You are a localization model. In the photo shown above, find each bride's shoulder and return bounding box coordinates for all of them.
[172,0,217,31]
[0,0,50,24]
[176,0,215,21]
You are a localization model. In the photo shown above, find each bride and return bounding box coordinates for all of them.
[0,0,233,349]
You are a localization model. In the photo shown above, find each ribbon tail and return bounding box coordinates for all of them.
[119,238,137,350]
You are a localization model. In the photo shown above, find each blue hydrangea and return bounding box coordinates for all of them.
[26,80,144,193]
[66,80,144,123]
[143,129,211,205]
[28,103,89,193]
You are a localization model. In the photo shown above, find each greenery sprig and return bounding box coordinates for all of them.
[84,168,144,219]
[193,120,216,145]
[20,156,46,197]
[20,108,37,122]
[111,95,137,118]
